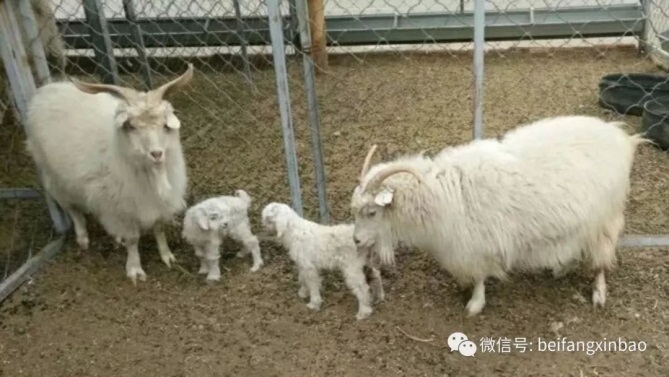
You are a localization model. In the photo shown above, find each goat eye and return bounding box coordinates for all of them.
[367,209,376,217]
[164,123,170,131]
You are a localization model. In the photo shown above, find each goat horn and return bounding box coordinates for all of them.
[72,81,135,104]
[151,63,194,101]
[364,165,424,193]
[358,144,378,183]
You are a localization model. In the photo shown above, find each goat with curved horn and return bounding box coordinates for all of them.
[350,114,646,318]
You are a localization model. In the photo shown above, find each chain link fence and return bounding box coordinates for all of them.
[281,0,669,236]
[2,0,669,301]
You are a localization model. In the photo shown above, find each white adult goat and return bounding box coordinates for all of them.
[25,64,194,284]
[261,202,384,320]
[181,189,264,282]
[350,115,647,317]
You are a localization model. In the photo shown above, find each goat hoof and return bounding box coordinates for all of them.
[235,251,247,259]
[465,299,485,317]
[206,275,221,283]
[127,267,147,285]
[198,266,209,275]
[77,236,89,251]
[306,302,321,311]
[160,251,177,268]
[249,262,263,273]
[592,290,606,308]
[298,287,309,299]
[356,308,373,320]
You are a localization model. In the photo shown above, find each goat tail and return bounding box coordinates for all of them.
[235,189,252,206]
[607,120,654,148]
[629,132,656,148]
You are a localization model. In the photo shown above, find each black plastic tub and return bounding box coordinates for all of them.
[598,73,669,116]
[641,96,669,150]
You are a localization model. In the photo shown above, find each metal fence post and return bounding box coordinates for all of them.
[83,0,119,84]
[0,3,36,121]
[267,0,303,217]
[295,0,328,223]
[122,0,152,90]
[14,0,52,86]
[287,0,299,46]
[472,0,485,140]
[233,0,254,89]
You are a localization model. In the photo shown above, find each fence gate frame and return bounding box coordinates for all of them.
[0,0,70,303]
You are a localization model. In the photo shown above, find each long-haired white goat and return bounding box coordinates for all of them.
[25,64,194,284]
[181,190,263,282]
[261,202,384,320]
[350,115,647,317]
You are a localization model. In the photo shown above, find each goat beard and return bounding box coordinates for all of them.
[150,164,173,200]
[376,226,396,266]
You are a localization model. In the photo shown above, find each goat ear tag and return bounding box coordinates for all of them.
[374,190,394,206]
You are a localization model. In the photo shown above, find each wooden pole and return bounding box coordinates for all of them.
[306,0,327,73]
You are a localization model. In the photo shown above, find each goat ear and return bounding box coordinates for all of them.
[196,208,210,230]
[165,112,181,130]
[374,189,394,207]
[114,111,130,129]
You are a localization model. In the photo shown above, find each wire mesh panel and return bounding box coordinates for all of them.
[0,0,307,298]
[47,1,305,222]
[0,110,57,299]
[285,0,479,223]
[280,0,669,244]
[1,0,66,302]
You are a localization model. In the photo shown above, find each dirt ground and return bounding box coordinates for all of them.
[1,45,669,376]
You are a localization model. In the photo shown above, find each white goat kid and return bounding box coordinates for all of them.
[350,116,647,317]
[261,202,384,320]
[25,64,194,284]
[181,190,263,282]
